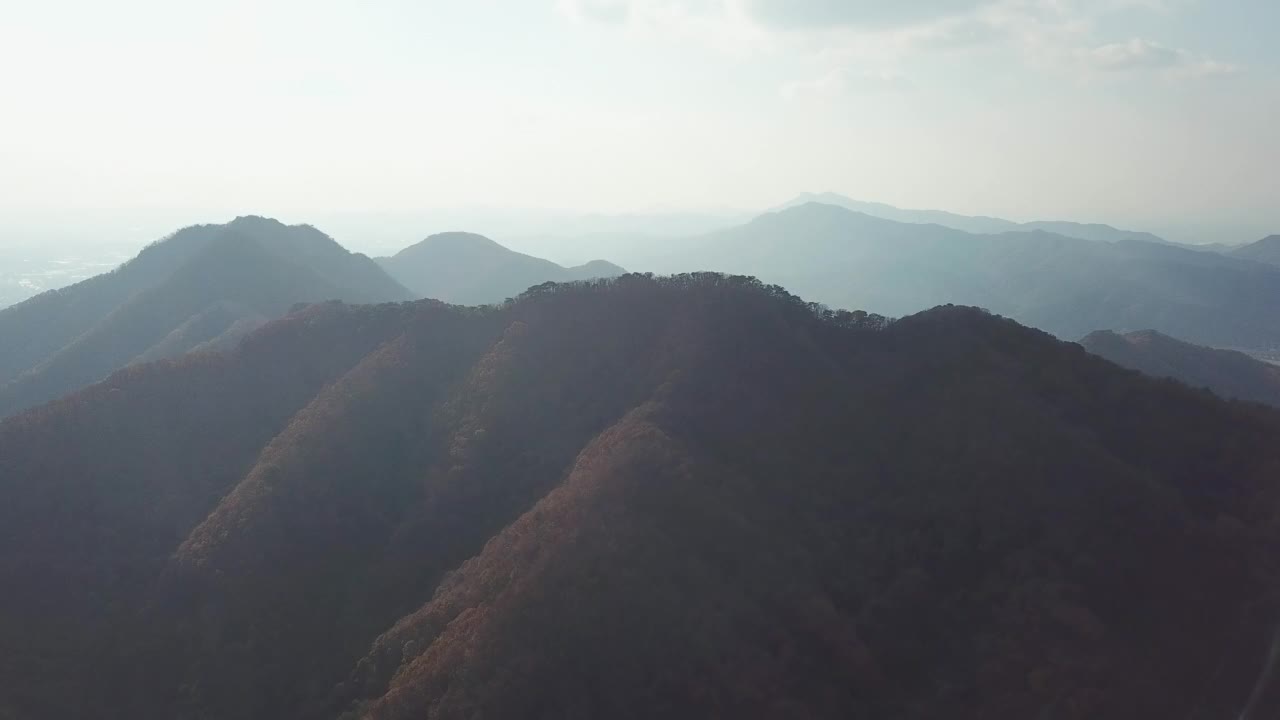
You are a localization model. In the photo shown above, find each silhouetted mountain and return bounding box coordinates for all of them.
[659,202,1280,351]
[0,216,410,418]
[376,231,624,304]
[1080,329,1280,407]
[779,192,1169,245]
[3,274,1280,719]
[1233,235,1280,267]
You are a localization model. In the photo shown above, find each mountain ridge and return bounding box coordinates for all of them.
[1233,234,1280,266]
[0,218,411,418]
[660,201,1280,351]
[3,274,1280,718]
[778,192,1176,246]
[1080,328,1280,407]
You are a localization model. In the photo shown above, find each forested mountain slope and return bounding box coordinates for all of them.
[0,216,410,418]
[2,274,1280,719]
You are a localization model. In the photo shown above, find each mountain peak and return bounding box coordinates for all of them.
[379,232,624,305]
[1231,233,1280,267]
[228,214,288,229]
[422,231,504,250]
[763,200,873,224]
[0,218,409,417]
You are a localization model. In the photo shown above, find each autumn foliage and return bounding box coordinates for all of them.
[1,273,1279,719]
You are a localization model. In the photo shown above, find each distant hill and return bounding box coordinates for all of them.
[1080,329,1280,407]
[778,192,1172,245]
[377,231,624,304]
[3,275,1280,719]
[659,202,1280,351]
[1233,234,1280,266]
[0,216,410,418]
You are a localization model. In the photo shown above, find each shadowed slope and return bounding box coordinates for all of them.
[1,275,1279,719]
[0,301,418,718]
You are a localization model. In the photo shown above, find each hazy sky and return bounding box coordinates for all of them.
[1,0,1277,243]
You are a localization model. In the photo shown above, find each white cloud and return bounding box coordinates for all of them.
[742,0,988,29]
[556,0,631,24]
[1083,38,1241,77]
[555,0,1242,92]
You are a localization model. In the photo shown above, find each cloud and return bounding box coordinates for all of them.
[556,0,631,23]
[554,0,1242,91]
[743,0,989,29]
[559,0,990,30]
[1083,38,1241,77]
[1088,38,1181,69]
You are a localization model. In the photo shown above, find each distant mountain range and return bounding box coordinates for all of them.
[376,231,624,305]
[1233,234,1280,267]
[0,216,412,418]
[3,205,1276,421]
[1080,329,1280,408]
[642,202,1280,351]
[777,192,1175,245]
[4,274,1280,719]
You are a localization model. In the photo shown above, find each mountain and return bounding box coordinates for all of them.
[778,192,1021,235]
[1080,329,1280,407]
[3,273,1280,719]
[657,202,1280,351]
[779,192,1171,245]
[1233,235,1280,267]
[0,216,411,418]
[376,231,624,304]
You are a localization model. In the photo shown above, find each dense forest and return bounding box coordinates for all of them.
[2,273,1280,719]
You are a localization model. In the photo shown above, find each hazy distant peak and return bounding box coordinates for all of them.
[761,200,871,222]
[378,232,624,304]
[1081,327,1280,407]
[565,259,627,281]
[1080,328,1167,349]
[778,192,1168,245]
[228,214,288,230]
[760,200,955,235]
[415,231,504,251]
[1245,234,1280,250]
[1231,234,1280,267]
[571,259,626,274]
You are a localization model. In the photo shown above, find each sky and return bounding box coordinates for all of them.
[1,0,1277,248]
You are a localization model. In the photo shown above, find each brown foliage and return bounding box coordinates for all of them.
[1,274,1279,719]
